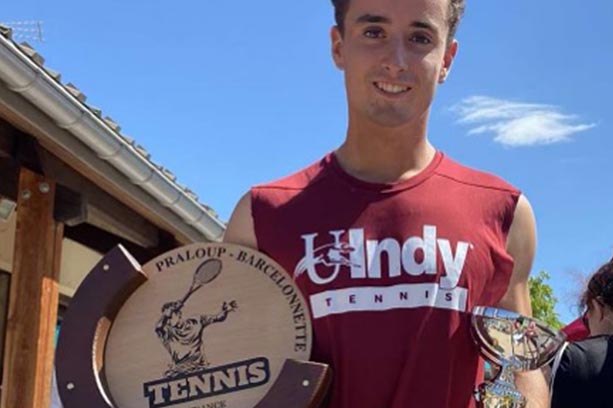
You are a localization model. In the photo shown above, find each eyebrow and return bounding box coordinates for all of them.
[411,21,436,32]
[355,14,438,33]
[355,14,391,24]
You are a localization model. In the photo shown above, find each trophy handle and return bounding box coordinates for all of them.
[56,245,147,408]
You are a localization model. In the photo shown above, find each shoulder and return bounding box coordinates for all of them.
[566,336,610,363]
[254,155,328,192]
[224,154,329,249]
[435,154,520,195]
[251,154,330,206]
[551,342,584,407]
[224,191,257,249]
[554,341,587,386]
[557,336,611,378]
[559,342,580,372]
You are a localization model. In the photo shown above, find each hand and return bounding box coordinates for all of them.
[223,300,238,312]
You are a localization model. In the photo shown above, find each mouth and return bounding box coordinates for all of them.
[373,81,411,95]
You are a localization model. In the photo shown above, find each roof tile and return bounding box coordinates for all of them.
[134,144,151,159]
[103,116,121,132]
[0,24,12,39]
[89,105,103,117]
[119,133,134,144]
[64,82,87,103]
[18,42,44,66]
[43,66,62,82]
[184,188,199,201]
[161,167,177,182]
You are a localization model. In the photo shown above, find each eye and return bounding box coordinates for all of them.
[409,33,432,45]
[363,27,386,39]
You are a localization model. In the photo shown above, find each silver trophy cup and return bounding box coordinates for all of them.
[471,306,566,408]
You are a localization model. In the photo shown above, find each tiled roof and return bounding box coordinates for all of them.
[0,23,224,235]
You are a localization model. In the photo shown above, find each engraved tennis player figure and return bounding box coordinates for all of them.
[154,258,238,378]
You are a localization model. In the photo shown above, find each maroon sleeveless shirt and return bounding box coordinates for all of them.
[251,151,520,408]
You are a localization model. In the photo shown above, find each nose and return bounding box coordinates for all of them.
[381,38,409,75]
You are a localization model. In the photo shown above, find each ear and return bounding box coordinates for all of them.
[439,39,459,84]
[331,26,345,70]
[593,299,607,321]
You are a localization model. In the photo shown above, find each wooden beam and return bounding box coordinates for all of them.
[13,128,42,174]
[63,223,153,265]
[0,272,10,385]
[0,120,17,159]
[39,221,63,406]
[0,124,39,203]
[1,167,63,408]
[0,160,19,202]
[38,148,160,249]
[54,184,87,227]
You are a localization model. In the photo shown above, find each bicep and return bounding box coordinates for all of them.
[223,191,258,249]
[496,194,536,315]
[499,196,548,406]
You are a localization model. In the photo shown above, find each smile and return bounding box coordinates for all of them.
[374,81,411,95]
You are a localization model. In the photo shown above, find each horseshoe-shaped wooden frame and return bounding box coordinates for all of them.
[55,245,331,408]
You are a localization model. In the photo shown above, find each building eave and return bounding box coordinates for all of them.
[0,28,225,242]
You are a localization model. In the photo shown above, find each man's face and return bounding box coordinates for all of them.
[331,0,457,128]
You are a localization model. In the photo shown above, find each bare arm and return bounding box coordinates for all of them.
[496,195,548,408]
[207,301,238,324]
[223,191,258,249]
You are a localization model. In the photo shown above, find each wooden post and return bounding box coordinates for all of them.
[1,166,63,408]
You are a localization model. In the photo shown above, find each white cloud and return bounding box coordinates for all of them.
[450,96,596,147]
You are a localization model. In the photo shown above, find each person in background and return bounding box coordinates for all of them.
[551,258,613,408]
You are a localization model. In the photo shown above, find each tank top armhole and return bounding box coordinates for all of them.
[486,190,522,306]
[502,191,522,242]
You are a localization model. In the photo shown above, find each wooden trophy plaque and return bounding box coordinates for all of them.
[55,243,331,408]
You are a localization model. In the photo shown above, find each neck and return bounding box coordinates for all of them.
[591,314,613,336]
[336,115,436,183]
[590,328,613,336]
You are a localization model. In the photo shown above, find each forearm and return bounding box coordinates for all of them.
[214,312,228,322]
[515,370,549,408]
[210,308,229,323]
[502,196,546,407]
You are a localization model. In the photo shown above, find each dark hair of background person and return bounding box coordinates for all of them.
[581,258,613,311]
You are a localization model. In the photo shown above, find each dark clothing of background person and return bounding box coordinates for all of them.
[551,335,613,408]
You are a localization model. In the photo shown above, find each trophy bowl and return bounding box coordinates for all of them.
[471,306,566,407]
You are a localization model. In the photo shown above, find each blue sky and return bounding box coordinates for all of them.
[3,0,612,323]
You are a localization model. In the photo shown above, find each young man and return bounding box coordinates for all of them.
[225,0,548,406]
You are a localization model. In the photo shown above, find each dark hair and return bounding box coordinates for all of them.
[581,258,613,311]
[331,0,466,45]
